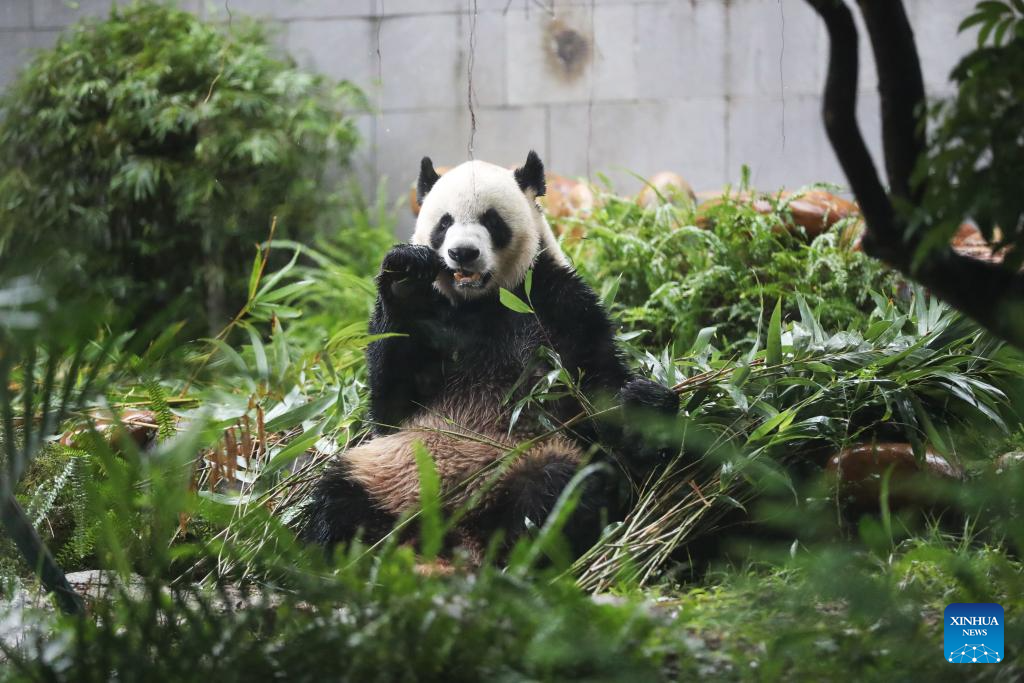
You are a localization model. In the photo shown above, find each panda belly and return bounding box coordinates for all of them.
[346,327,586,518]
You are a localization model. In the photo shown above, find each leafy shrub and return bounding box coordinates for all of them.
[243,181,394,356]
[577,291,1024,590]
[0,1,366,333]
[564,185,899,352]
[916,0,1024,264]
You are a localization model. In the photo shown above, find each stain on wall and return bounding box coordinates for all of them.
[545,18,591,81]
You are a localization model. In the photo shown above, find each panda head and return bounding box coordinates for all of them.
[412,151,568,302]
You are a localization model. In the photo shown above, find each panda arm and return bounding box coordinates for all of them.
[365,245,447,431]
[528,259,631,394]
[530,259,679,423]
[366,303,418,431]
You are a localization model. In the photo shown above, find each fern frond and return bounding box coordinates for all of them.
[144,378,176,442]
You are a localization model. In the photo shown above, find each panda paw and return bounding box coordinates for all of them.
[380,244,443,282]
[379,244,443,302]
[617,378,680,473]
[619,377,679,415]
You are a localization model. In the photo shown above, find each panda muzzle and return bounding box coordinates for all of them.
[452,269,489,287]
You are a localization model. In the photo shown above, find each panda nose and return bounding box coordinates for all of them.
[448,246,480,265]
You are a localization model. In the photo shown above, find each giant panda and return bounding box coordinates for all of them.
[300,151,680,561]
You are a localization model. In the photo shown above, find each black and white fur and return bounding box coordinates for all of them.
[300,152,679,560]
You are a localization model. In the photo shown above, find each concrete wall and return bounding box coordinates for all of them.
[0,0,977,233]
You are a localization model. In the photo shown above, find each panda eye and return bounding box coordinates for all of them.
[479,208,511,249]
[430,213,453,250]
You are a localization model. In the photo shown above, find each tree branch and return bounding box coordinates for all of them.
[857,0,927,204]
[1,493,85,615]
[0,348,85,616]
[805,0,898,252]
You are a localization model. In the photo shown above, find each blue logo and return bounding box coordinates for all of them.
[944,603,1004,663]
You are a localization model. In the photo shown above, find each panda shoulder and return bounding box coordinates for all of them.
[531,251,602,308]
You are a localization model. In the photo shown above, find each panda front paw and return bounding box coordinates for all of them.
[618,378,680,474]
[380,244,442,282]
[379,244,443,301]
[620,377,680,415]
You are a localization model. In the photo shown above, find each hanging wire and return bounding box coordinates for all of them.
[376,0,385,179]
[779,0,787,151]
[467,0,479,160]
[585,0,596,180]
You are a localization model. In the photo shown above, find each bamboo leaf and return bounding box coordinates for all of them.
[796,294,824,344]
[244,325,269,381]
[499,288,534,314]
[910,396,950,456]
[413,441,444,559]
[691,326,716,355]
[767,297,783,366]
[247,246,263,301]
[264,394,336,432]
[205,337,249,375]
[198,491,254,506]
[958,11,990,33]
[264,427,323,475]
[748,408,795,443]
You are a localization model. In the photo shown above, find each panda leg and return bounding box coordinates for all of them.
[475,438,608,559]
[303,426,511,553]
[297,459,397,549]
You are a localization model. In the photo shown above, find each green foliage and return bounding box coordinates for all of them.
[3,402,675,680]
[0,1,367,333]
[18,445,96,570]
[238,181,393,358]
[663,539,1023,680]
[499,286,535,314]
[576,291,1024,591]
[2,159,1023,679]
[144,378,177,442]
[915,0,1024,265]
[565,188,897,352]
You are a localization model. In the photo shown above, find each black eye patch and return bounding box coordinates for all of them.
[479,208,511,249]
[430,213,453,250]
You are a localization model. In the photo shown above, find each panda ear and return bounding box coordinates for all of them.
[417,157,441,205]
[514,150,546,198]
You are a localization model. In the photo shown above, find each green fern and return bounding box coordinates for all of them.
[144,378,176,442]
[25,457,77,528]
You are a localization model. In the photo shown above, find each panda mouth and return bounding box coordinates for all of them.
[451,269,491,288]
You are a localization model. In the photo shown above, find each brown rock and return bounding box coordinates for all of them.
[951,222,1008,264]
[994,451,1024,474]
[59,409,159,450]
[543,173,595,219]
[693,194,730,229]
[841,218,866,251]
[540,173,596,244]
[695,189,859,239]
[785,190,859,238]
[846,221,1010,259]
[636,171,696,209]
[826,442,963,507]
